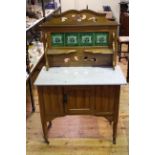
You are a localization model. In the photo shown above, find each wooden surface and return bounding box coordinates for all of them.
[48,53,113,67]
[26,59,128,155]
[46,48,114,67]
[40,9,118,27]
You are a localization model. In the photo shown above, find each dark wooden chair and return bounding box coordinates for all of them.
[118,36,129,82]
[118,36,129,62]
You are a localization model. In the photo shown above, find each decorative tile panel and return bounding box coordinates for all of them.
[51,32,109,47]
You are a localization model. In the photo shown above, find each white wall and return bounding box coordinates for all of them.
[61,0,120,22]
[101,0,120,22]
[61,0,75,12]
[75,0,103,11]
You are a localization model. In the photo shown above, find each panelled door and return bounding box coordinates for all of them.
[94,86,115,115]
[64,86,94,114]
[42,86,64,115]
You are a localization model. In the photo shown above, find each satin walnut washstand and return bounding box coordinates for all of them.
[35,9,126,144]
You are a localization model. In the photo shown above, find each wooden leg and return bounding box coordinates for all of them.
[113,121,117,144]
[37,87,49,144]
[48,121,52,129]
[28,79,35,112]
[42,122,49,144]
[108,118,113,125]
[112,86,121,144]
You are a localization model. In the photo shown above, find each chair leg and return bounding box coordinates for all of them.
[118,43,122,62]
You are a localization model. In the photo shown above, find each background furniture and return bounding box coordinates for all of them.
[118,36,129,62]
[119,1,129,36]
[102,5,115,21]
[26,0,61,112]
[118,1,129,82]
[118,36,129,82]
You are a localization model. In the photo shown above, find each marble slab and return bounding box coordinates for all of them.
[34,66,126,86]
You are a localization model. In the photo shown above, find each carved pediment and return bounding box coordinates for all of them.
[40,9,118,28]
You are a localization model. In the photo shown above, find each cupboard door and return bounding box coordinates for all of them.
[94,86,115,115]
[64,86,94,114]
[42,86,64,115]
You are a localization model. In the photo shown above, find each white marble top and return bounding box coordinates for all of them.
[34,66,126,86]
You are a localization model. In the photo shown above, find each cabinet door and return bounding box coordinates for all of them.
[42,86,64,115]
[64,86,94,114]
[94,86,115,115]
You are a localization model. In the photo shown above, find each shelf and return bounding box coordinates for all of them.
[30,52,44,75]
[47,47,113,55]
[27,42,44,76]
[26,17,44,32]
[45,4,61,18]
[26,4,61,32]
[26,72,30,82]
[84,48,113,54]
[47,49,77,55]
[26,2,44,32]
[26,1,61,112]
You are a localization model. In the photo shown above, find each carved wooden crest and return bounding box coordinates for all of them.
[40,9,118,29]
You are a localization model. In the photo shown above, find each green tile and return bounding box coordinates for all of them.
[80,32,94,46]
[94,32,109,46]
[65,33,79,46]
[51,33,64,47]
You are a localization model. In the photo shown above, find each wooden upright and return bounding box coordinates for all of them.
[35,10,126,144]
